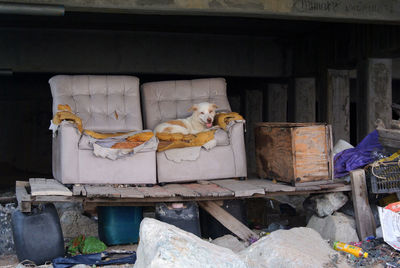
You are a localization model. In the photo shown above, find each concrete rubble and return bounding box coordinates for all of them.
[307,212,359,243]
[304,192,348,217]
[239,227,350,268]
[135,218,247,268]
[211,234,247,253]
[0,203,17,255]
[135,218,351,268]
[55,203,98,239]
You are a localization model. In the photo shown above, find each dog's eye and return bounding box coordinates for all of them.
[200,112,204,114]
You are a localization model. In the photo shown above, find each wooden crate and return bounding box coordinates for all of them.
[255,122,333,185]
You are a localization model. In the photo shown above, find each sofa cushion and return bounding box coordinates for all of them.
[49,75,142,132]
[141,78,231,130]
[215,128,230,146]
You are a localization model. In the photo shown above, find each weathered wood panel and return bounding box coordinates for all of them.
[198,201,257,241]
[350,169,376,240]
[255,123,332,184]
[15,181,31,212]
[162,184,201,198]
[255,123,294,181]
[84,185,121,198]
[183,183,234,197]
[327,69,350,143]
[136,185,175,198]
[29,178,72,196]
[246,179,295,192]
[266,83,288,122]
[212,179,264,197]
[294,78,316,123]
[293,125,331,182]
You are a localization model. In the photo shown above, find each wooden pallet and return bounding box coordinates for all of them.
[15,178,351,213]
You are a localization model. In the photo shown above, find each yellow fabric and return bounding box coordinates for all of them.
[214,112,244,130]
[52,105,244,152]
[52,105,154,149]
[156,112,244,151]
[156,131,216,152]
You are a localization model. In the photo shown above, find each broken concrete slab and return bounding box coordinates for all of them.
[304,192,348,217]
[135,218,247,268]
[211,235,247,253]
[307,212,359,243]
[59,210,98,239]
[238,227,350,268]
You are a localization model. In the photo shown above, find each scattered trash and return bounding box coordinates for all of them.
[53,252,136,268]
[67,235,107,256]
[333,241,368,258]
[334,130,384,178]
[378,201,400,251]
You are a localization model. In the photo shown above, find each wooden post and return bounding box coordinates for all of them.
[246,89,263,177]
[350,169,376,240]
[266,83,288,122]
[198,201,257,241]
[357,58,392,141]
[327,69,350,144]
[294,78,316,122]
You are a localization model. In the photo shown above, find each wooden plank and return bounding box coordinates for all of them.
[246,89,263,175]
[85,185,121,198]
[183,183,234,197]
[73,185,87,196]
[15,181,31,212]
[212,179,264,197]
[29,178,72,196]
[246,179,295,192]
[198,201,257,241]
[327,69,350,143]
[33,195,79,202]
[350,169,376,240]
[266,83,288,122]
[116,187,145,198]
[162,184,200,197]
[294,78,316,122]
[136,185,175,198]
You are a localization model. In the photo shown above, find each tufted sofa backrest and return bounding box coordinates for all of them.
[49,75,143,132]
[141,78,231,130]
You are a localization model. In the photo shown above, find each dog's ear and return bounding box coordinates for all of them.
[188,105,198,112]
[211,104,218,110]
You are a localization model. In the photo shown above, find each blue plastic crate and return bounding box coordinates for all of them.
[98,206,143,245]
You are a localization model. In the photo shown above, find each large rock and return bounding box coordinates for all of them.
[211,235,246,253]
[135,218,247,268]
[304,192,348,217]
[238,227,350,268]
[0,203,17,255]
[59,210,98,239]
[307,212,359,243]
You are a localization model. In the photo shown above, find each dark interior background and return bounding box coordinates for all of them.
[1,12,400,189]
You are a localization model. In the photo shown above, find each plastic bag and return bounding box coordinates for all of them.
[67,235,107,256]
[334,130,383,178]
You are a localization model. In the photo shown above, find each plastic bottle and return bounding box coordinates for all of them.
[333,241,368,258]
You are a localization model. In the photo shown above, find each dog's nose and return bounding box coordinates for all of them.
[207,118,212,123]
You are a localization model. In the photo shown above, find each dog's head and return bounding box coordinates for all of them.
[189,102,218,128]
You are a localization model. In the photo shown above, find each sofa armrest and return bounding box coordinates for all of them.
[228,121,247,177]
[52,122,81,183]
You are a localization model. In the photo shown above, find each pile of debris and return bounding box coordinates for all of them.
[0,203,17,255]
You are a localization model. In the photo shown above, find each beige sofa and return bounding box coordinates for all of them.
[49,75,156,184]
[141,78,247,183]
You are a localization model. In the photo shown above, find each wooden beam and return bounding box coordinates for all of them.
[15,181,31,212]
[198,201,257,241]
[2,0,400,23]
[327,69,350,144]
[294,78,316,123]
[357,58,392,141]
[350,169,376,240]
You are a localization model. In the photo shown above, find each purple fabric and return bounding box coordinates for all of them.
[334,130,383,178]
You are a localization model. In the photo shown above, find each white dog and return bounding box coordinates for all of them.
[154,102,218,134]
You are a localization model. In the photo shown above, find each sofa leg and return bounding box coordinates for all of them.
[238,177,246,181]
[158,182,167,186]
[146,184,154,187]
